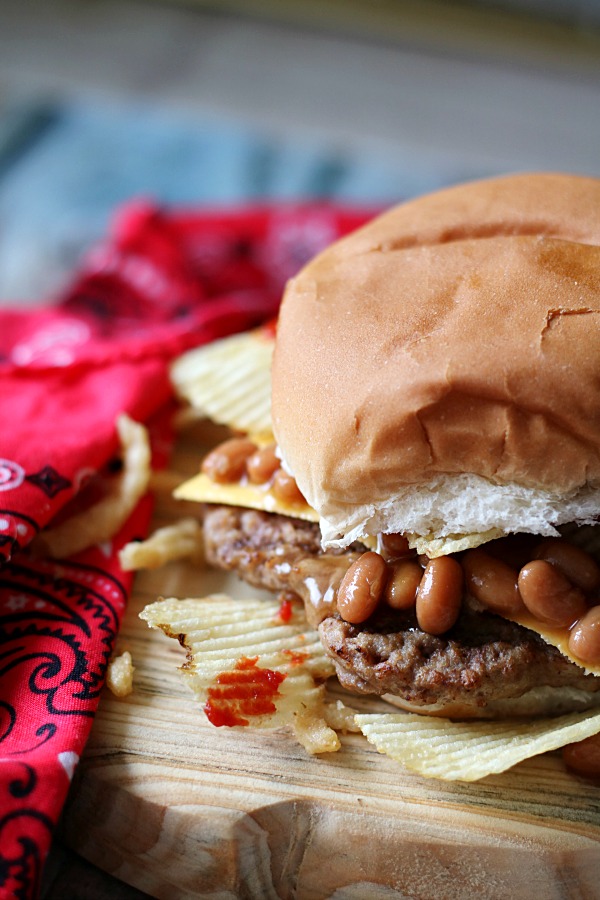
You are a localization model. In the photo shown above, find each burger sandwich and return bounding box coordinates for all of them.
[167,173,600,774]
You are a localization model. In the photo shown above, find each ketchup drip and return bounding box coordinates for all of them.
[277,597,294,623]
[204,656,286,727]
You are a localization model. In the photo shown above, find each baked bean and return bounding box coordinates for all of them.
[201,438,257,483]
[568,605,600,666]
[380,532,412,560]
[415,556,463,635]
[562,733,600,778]
[271,468,306,505]
[384,560,423,610]
[462,549,524,616]
[337,551,388,624]
[246,443,279,484]
[518,560,586,627]
[533,538,600,594]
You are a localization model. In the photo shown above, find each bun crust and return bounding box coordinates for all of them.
[272,174,600,545]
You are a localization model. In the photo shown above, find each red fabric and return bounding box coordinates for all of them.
[0,201,373,897]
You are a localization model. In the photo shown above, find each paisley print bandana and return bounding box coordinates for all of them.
[0,200,372,898]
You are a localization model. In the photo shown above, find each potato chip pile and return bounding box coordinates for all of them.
[134,329,600,781]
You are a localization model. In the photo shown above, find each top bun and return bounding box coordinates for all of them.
[271,174,600,549]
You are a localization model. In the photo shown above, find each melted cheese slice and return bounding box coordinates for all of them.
[174,473,319,523]
[504,609,600,677]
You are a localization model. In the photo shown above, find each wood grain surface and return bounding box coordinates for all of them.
[60,434,600,900]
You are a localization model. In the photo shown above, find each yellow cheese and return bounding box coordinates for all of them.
[505,609,600,676]
[174,472,319,523]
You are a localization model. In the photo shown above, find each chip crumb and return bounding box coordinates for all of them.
[106,650,135,698]
[324,700,361,733]
[293,710,341,755]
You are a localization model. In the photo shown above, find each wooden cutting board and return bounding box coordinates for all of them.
[60,436,600,900]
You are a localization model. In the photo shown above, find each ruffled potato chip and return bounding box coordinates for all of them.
[140,594,338,754]
[354,708,600,781]
[170,328,274,436]
[407,528,504,558]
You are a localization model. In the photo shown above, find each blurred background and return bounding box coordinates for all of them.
[1,2,599,896]
[0,0,599,303]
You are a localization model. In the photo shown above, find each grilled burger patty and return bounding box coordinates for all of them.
[202,505,600,706]
[203,505,366,616]
[319,609,599,708]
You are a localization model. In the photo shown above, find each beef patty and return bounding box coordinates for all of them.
[319,609,599,711]
[203,505,600,710]
[203,505,366,622]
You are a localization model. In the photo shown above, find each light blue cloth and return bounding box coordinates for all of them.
[0,99,490,302]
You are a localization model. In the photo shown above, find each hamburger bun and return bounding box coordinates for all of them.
[271,173,600,551]
[381,686,600,720]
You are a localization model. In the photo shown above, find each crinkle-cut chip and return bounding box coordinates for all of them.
[119,517,204,571]
[139,595,338,752]
[354,708,600,781]
[407,528,504,558]
[174,472,319,524]
[170,328,274,435]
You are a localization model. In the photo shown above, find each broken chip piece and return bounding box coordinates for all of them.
[139,594,339,754]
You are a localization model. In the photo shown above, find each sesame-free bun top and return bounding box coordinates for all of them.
[271,174,600,549]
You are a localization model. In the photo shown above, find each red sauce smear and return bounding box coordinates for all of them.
[204,656,286,727]
[277,597,294,623]
[282,648,309,666]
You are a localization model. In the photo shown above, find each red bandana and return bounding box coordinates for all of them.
[0,201,373,898]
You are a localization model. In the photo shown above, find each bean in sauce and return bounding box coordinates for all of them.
[337,551,388,624]
[518,559,587,628]
[415,556,463,635]
[201,437,257,483]
[462,549,524,616]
